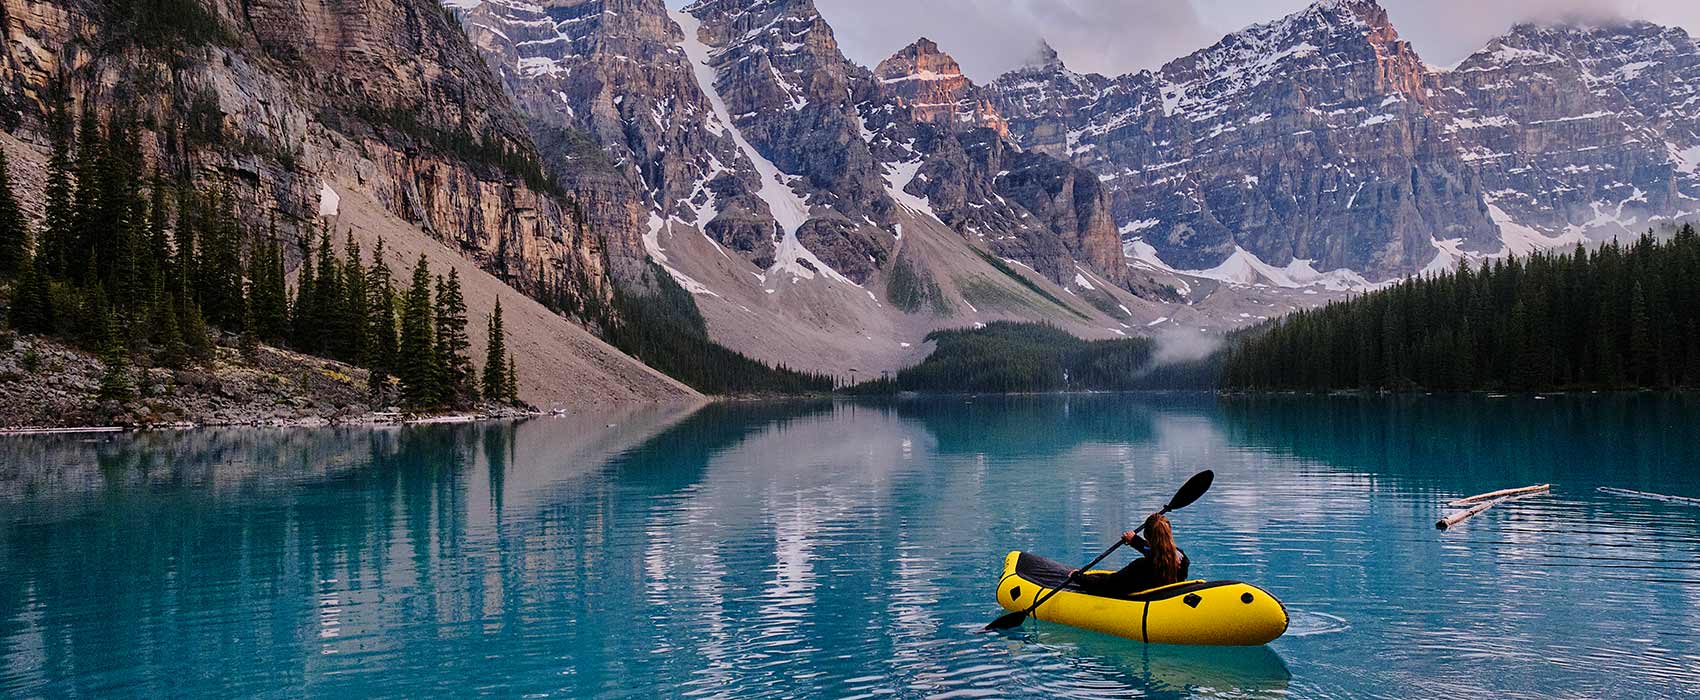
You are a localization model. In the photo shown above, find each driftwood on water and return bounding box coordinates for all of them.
[1597,487,1700,506]
[1437,484,1551,530]
[1437,497,1511,530]
[1448,484,1551,507]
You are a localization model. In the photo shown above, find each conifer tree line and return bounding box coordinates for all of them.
[601,261,836,395]
[1222,226,1700,392]
[0,102,523,410]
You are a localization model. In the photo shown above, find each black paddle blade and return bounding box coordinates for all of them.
[982,610,1028,632]
[1165,470,1215,512]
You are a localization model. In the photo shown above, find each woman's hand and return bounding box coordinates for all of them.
[1068,569,1081,578]
[1122,531,1146,547]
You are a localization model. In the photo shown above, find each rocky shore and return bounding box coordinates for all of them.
[0,333,540,432]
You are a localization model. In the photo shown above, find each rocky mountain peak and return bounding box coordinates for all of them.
[1309,0,1388,23]
[876,38,962,79]
[875,37,1009,136]
[1158,0,1430,110]
[1024,40,1066,72]
[1441,17,1700,236]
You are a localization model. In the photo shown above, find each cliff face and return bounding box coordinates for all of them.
[0,0,630,309]
[449,0,1145,294]
[991,0,1700,279]
[992,0,1498,278]
[1441,22,1700,236]
[874,38,1008,137]
[990,41,1113,161]
[451,0,735,270]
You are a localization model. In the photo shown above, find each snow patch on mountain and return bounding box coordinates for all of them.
[882,159,943,226]
[1423,238,1468,277]
[1489,204,1587,256]
[1193,247,1371,290]
[1673,143,1700,174]
[1125,238,1369,291]
[317,182,340,218]
[672,9,856,288]
[645,214,721,298]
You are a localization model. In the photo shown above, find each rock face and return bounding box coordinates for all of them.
[681,0,1138,288]
[0,0,629,310]
[992,0,1498,278]
[0,0,704,406]
[875,38,1009,137]
[991,0,1700,279]
[991,41,1114,160]
[1441,21,1700,236]
[452,0,748,266]
[451,0,1147,292]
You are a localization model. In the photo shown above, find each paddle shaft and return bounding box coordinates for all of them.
[1019,510,1165,617]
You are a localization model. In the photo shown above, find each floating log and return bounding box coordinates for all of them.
[1597,487,1700,507]
[1437,496,1513,530]
[0,426,125,436]
[1448,484,1551,507]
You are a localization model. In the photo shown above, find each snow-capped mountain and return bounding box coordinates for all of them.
[990,0,1499,279]
[992,0,1700,280]
[445,0,1179,376]
[438,0,1700,373]
[1443,21,1700,244]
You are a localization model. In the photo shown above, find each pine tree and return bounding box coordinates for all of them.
[144,178,171,299]
[505,352,520,404]
[154,295,186,369]
[313,229,342,358]
[341,231,368,366]
[96,307,132,403]
[40,101,75,280]
[434,270,472,406]
[397,255,440,408]
[1629,282,1655,387]
[97,115,143,310]
[366,238,399,387]
[9,258,55,334]
[181,301,214,363]
[0,150,28,276]
[172,188,198,303]
[251,221,289,344]
[69,106,102,286]
[196,189,244,329]
[291,228,317,350]
[483,298,508,401]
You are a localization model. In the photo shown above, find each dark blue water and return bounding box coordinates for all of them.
[3,395,1699,698]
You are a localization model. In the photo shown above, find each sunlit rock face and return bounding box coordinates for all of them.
[875,38,1009,137]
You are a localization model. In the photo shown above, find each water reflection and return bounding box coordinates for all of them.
[1020,626,1291,698]
[1,395,1697,697]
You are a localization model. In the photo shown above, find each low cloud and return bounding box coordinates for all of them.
[807,0,1700,80]
[1148,329,1223,368]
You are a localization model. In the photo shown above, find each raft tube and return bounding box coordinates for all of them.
[996,551,1288,646]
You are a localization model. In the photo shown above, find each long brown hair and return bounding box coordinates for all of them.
[1144,513,1183,584]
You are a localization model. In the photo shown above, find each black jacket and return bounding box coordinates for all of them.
[1077,541,1189,597]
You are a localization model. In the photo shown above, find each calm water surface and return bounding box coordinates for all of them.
[2,395,1699,698]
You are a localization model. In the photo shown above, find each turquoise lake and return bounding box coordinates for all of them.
[2,395,1699,698]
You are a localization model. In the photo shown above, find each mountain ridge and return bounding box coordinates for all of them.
[989,0,1700,279]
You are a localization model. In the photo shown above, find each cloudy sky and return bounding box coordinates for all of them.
[793,0,1700,80]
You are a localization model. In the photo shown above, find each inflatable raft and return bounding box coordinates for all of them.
[995,551,1288,646]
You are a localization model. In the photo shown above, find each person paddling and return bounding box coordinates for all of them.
[1071,513,1189,596]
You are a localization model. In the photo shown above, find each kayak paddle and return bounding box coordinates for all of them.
[982,469,1215,632]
